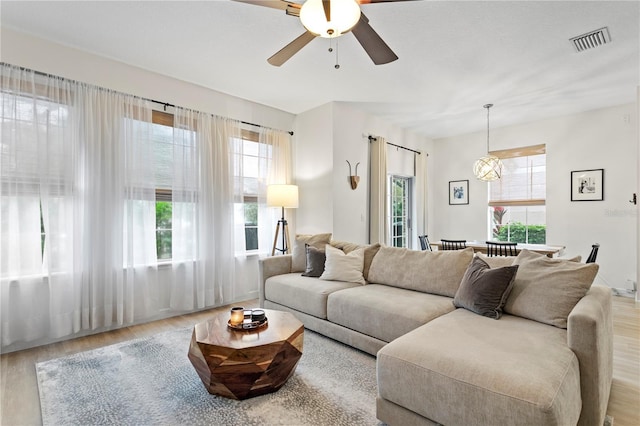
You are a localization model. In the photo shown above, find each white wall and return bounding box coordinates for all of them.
[432,103,638,290]
[293,103,335,235]
[295,101,433,246]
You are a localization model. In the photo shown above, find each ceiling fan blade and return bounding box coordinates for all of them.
[231,0,299,11]
[323,0,331,22]
[351,13,398,65]
[268,31,317,66]
[357,0,418,4]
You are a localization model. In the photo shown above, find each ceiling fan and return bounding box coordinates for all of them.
[232,0,415,66]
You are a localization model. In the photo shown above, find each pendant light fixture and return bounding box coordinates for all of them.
[473,103,503,181]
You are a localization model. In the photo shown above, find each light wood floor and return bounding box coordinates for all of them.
[1,297,638,426]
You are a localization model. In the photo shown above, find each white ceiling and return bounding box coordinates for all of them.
[1,0,638,139]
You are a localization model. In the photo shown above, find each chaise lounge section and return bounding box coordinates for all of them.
[258,237,612,426]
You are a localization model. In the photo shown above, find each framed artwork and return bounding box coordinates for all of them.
[449,180,469,205]
[571,169,604,201]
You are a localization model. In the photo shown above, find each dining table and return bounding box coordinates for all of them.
[429,241,565,258]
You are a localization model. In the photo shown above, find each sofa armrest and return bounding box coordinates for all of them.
[258,255,293,307]
[567,285,613,426]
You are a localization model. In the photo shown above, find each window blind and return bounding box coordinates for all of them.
[489,145,546,206]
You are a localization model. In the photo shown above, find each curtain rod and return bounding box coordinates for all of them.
[4,63,294,136]
[368,136,427,156]
[150,99,294,136]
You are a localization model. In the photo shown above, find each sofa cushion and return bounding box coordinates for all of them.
[506,249,599,328]
[377,309,582,426]
[453,256,519,319]
[326,284,456,343]
[367,246,473,297]
[264,273,360,319]
[291,233,332,272]
[476,252,582,268]
[319,245,366,285]
[475,252,517,268]
[301,244,326,277]
[330,240,381,281]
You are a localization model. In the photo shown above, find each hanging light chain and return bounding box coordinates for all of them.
[484,103,493,153]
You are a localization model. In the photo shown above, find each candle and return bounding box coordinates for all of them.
[230,306,244,326]
[251,309,266,322]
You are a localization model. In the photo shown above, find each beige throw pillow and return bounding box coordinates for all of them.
[319,245,365,285]
[291,233,332,272]
[330,240,381,281]
[367,246,474,297]
[504,249,599,328]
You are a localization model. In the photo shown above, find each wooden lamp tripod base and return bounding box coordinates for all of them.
[271,207,291,256]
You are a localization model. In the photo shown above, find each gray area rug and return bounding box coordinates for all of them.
[37,327,380,425]
[36,326,616,426]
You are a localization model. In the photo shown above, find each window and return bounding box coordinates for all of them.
[232,131,271,252]
[1,91,71,276]
[147,110,196,261]
[242,198,259,250]
[389,175,412,248]
[155,200,172,260]
[488,145,546,244]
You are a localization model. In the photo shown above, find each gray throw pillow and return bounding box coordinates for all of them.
[453,256,519,319]
[301,244,326,277]
[291,233,332,272]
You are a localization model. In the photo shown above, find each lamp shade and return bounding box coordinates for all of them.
[267,184,299,208]
[300,0,361,38]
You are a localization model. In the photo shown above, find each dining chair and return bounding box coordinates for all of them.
[441,239,467,250]
[486,241,518,257]
[418,235,432,251]
[586,243,600,263]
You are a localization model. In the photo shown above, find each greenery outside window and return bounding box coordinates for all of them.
[390,175,412,248]
[155,199,172,260]
[243,197,259,251]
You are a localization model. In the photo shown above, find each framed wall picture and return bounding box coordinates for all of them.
[449,180,469,205]
[571,169,604,201]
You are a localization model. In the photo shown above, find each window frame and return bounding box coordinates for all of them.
[488,144,546,244]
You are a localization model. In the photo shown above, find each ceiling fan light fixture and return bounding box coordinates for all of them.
[300,0,361,38]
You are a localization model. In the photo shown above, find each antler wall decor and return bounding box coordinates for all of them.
[346,160,360,190]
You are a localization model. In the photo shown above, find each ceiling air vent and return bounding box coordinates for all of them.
[570,27,611,53]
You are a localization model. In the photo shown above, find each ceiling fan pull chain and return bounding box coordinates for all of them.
[335,39,340,69]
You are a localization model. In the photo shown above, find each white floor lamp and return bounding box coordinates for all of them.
[267,184,299,255]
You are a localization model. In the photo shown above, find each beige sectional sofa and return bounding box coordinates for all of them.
[258,238,612,426]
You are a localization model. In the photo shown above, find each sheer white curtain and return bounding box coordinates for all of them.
[415,151,429,242]
[232,127,292,255]
[259,128,293,253]
[1,65,158,349]
[170,110,236,310]
[369,137,389,245]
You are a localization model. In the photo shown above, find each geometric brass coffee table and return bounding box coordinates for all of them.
[187,309,304,400]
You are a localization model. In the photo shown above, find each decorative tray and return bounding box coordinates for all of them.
[227,317,268,331]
